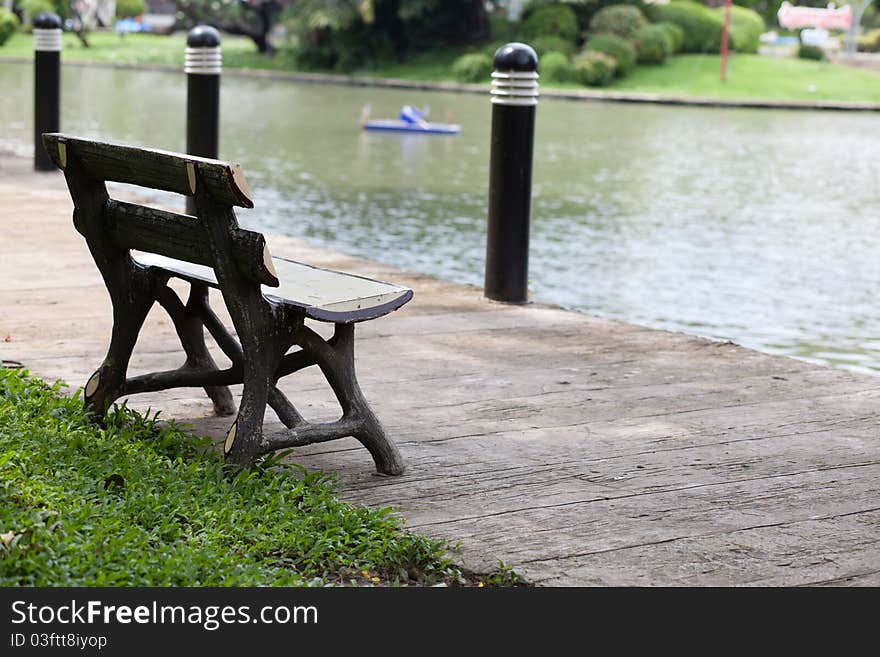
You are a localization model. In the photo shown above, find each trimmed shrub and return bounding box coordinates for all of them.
[554,0,649,32]
[19,0,55,21]
[573,51,617,87]
[116,0,145,18]
[540,50,574,83]
[633,24,671,64]
[532,34,577,58]
[519,3,580,43]
[645,0,723,53]
[857,29,880,53]
[798,44,824,61]
[584,33,637,76]
[589,5,647,39]
[0,7,18,47]
[722,5,765,55]
[452,52,493,82]
[655,21,684,53]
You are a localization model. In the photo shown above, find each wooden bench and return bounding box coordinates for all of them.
[42,133,410,475]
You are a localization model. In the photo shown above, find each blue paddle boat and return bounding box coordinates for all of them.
[362,105,461,135]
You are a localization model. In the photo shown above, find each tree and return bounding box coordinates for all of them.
[285,0,489,69]
[848,0,875,54]
[174,0,291,54]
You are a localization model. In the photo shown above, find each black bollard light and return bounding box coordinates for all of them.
[484,43,539,304]
[185,25,222,214]
[33,12,62,171]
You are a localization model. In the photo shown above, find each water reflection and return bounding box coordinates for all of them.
[1,62,878,375]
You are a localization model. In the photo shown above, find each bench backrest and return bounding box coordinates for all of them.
[42,133,279,287]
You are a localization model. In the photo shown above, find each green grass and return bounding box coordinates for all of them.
[0,31,293,70]
[3,31,879,102]
[0,368,523,586]
[609,54,880,103]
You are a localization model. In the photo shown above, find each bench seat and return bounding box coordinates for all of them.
[134,252,413,324]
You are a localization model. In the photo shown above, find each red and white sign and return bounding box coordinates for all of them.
[777,2,853,29]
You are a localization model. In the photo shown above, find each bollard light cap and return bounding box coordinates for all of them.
[493,43,538,73]
[34,12,62,29]
[187,25,221,48]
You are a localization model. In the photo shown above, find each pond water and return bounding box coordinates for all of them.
[2,62,880,376]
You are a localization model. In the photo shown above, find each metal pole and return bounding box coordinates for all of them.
[484,42,539,304]
[185,25,222,215]
[720,0,732,82]
[33,12,62,171]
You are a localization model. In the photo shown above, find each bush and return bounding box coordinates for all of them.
[633,24,671,64]
[540,50,574,82]
[798,44,825,60]
[116,0,145,18]
[589,5,647,39]
[645,0,723,53]
[0,7,18,47]
[452,52,493,82]
[654,21,684,53]
[519,3,579,43]
[584,32,637,76]
[857,28,880,53]
[572,50,617,87]
[18,0,54,21]
[532,34,577,58]
[722,5,765,55]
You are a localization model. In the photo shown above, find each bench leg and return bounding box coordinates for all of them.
[156,283,236,417]
[299,324,404,476]
[83,293,154,422]
[222,319,291,467]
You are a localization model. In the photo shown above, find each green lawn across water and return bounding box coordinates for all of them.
[611,54,880,103]
[2,31,879,103]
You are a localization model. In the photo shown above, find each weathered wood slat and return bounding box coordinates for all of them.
[42,133,254,208]
[132,252,413,323]
[105,200,279,287]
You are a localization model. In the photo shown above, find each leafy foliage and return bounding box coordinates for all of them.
[285,0,488,70]
[174,0,289,53]
[633,23,671,64]
[589,4,647,39]
[857,28,880,52]
[544,0,648,32]
[0,369,473,586]
[531,34,577,58]
[0,7,19,47]
[654,20,684,53]
[540,50,574,82]
[16,0,67,21]
[572,49,616,86]
[798,43,824,60]
[116,0,145,19]
[584,32,636,75]
[723,5,765,54]
[645,0,723,53]
[451,52,492,82]
[518,2,580,43]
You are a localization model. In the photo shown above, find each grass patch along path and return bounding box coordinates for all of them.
[0,369,483,587]
[2,32,880,104]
